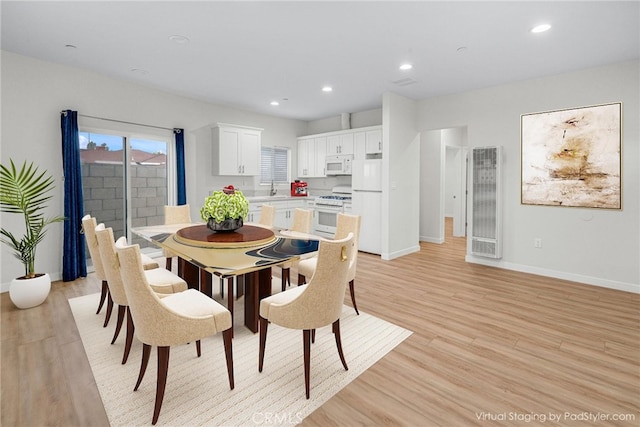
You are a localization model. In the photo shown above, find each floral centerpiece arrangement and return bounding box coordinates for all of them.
[200,185,249,232]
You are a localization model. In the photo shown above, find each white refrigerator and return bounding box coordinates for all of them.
[351,159,382,255]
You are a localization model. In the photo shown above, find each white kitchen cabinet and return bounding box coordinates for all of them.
[212,124,262,176]
[267,199,306,229]
[354,126,382,160]
[365,128,382,154]
[297,136,326,178]
[327,132,354,155]
[314,137,327,177]
[246,203,264,223]
[297,137,313,178]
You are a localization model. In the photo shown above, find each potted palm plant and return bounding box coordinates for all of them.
[0,159,65,309]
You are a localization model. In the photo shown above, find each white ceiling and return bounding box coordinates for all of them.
[2,1,638,121]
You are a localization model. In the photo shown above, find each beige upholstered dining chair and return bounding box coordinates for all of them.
[278,208,313,291]
[96,225,188,365]
[163,204,191,271]
[297,213,361,314]
[258,204,275,227]
[258,232,355,399]
[82,215,159,327]
[116,241,234,425]
[81,215,109,317]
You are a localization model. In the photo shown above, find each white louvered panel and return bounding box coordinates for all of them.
[471,146,502,258]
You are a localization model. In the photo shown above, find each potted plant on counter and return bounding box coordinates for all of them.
[0,159,65,309]
[200,185,249,232]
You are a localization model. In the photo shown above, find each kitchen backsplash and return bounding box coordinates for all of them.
[204,175,350,198]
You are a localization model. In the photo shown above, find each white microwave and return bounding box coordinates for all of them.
[325,154,353,176]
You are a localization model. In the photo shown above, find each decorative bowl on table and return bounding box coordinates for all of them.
[201,185,249,233]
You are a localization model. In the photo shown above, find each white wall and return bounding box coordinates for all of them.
[420,130,445,243]
[417,60,640,293]
[306,108,382,135]
[0,51,307,288]
[382,92,420,260]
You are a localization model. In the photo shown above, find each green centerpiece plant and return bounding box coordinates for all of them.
[200,185,249,232]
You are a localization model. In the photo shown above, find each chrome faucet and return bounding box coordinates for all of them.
[270,180,277,196]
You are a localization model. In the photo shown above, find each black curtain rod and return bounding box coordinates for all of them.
[60,111,177,132]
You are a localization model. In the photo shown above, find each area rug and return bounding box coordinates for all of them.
[69,289,412,426]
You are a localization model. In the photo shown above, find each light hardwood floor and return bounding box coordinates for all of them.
[2,220,639,426]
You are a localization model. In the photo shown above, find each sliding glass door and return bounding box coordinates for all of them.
[79,131,169,265]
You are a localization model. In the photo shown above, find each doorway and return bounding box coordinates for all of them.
[79,131,170,264]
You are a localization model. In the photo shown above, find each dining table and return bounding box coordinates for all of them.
[132,222,321,333]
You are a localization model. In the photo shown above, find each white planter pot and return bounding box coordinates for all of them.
[9,273,51,309]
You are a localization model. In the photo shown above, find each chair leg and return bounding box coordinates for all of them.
[258,316,268,372]
[134,343,152,391]
[349,279,359,315]
[311,329,316,343]
[195,340,201,357]
[223,328,234,389]
[220,277,224,298]
[281,268,290,291]
[165,257,172,271]
[96,280,108,314]
[111,305,125,344]
[122,306,135,364]
[152,346,170,425]
[297,274,306,286]
[332,320,349,371]
[103,294,114,327]
[303,329,312,399]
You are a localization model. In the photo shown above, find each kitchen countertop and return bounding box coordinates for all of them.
[246,195,311,203]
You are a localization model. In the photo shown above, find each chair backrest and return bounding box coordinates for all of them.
[291,208,313,233]
[81,215,107,281]
[95,225,128,306]
[267,233,355,330]
[116,241,213,347]
[164,204,191,225]
[259,204,275,227]
[335,213,361,281]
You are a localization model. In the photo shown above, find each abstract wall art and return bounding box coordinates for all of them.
[521,102,621,209]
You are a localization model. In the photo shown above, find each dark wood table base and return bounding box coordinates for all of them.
[176,258,271,333]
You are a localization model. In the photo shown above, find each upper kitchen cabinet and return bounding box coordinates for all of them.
[212,123,262,175]
[297,136,327,178]
[354,126,382,160]
[326,132,354,155]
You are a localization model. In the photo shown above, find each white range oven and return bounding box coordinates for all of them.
[313,186,352,238]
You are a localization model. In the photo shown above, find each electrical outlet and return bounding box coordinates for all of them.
[534,238,542,248]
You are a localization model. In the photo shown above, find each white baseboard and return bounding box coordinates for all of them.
[382,244,420,261]
[465,255,640,294]
[420,236,444,244]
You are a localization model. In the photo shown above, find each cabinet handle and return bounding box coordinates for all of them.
[238,165,241,173]
[379,141,382,151]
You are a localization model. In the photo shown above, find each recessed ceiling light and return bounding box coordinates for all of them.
[270,101,279,106]
[168,35,190,44]
[399,63,413,71]
[65,44,77,49]
[531,24,551,33]
[322,86,333,92]
[130,68,149,75]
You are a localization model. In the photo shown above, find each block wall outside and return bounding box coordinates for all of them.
[81,162,167,261]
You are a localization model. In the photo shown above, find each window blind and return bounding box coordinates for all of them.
[260,146,290,184]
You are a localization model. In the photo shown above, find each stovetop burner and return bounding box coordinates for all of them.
[318,195,352,200]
